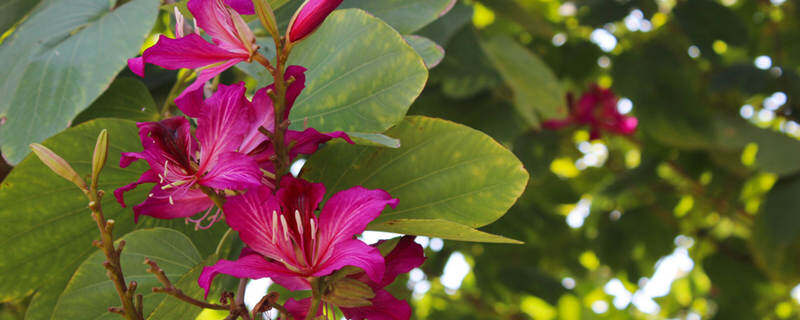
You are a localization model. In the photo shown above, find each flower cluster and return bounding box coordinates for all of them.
[543,84,638,140]
[116,0,424,319]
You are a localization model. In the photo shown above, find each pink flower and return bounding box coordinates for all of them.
[197,176,398,297]
[114,83,261,223]
[127,0,257,99]
[543,84,638,140]
[284,236,426,320]
[287,0,344,42]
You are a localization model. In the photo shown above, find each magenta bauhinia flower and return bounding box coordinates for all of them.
[287,0,344,42]
[197,176,398,297]
[127,0,257,99]
[114,83,261,223]
[543,84,638,140]
[285,236,426,320]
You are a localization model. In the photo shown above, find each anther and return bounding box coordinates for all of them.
[310,219,316,240]
[271,210,278,243]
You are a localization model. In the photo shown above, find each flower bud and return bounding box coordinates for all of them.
[91,129,108,188]
[323,278,375,308]
[253,0,279,40]
[287,0,343,43]
[30,143,88,192]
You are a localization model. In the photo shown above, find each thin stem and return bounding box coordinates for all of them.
[305,278,322,320]
[161,70,194,117]
[145,259,229,310]
[88,187,143,319]
[236,279,252,320]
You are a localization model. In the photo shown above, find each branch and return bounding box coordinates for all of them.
[144,258,229,310]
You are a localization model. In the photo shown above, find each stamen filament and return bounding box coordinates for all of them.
[280,214,290,242]
[294,209,303,236]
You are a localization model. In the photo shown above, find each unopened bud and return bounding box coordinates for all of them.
[91,129,108,188]
[253,0,279,40]
[323,278,374,308]
[30,143,88,192]
[286,0,343,43]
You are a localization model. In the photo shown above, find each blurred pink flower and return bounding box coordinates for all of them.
[543,84,638,140]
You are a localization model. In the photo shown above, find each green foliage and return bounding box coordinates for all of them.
[340,0,455,34]
[240,9,428,133]
[46,228,202,319]
[404,35,445,69]
[74,77,160,125]
[0,0,43,33]
[0,0,159,164]
[481,35,568,128]
[304,116,528,240]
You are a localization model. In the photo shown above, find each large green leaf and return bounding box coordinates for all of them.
[303,116,529,240]
[50,228,202,319]
[73,77,160,125]
[0,0,43,33]
[0,0,160,164]
[712,116,800,176]
[340,0,455,34]
[480,35,567,128]
[239,9,428,134]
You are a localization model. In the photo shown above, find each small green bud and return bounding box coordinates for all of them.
[91,129,108,188]
[30,143,88,192]
[253,0,279,40]
[323,278,375,308]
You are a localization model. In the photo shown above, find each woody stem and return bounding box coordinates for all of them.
[262,40,291,184]
[88,186,143,320]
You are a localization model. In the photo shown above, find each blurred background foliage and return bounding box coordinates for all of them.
[4,0,800,319]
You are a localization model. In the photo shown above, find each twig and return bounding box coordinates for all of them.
[144,259,229,310]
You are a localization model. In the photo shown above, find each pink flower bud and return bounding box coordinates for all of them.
[287,0,343,42]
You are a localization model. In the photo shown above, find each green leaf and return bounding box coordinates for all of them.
[50,228,202,319]
[712,116,800,176]
[0,0,43,33]
[753,176,800,282]
[340,0,456,34]
[404,35,445,69]
[303,116,529,235]
[0,119,147,300]
[480,35,567,128]
[0,0,160,164]
[417,2,473,47]
[239,9,428,134]
[370,219,522,244]
[73,77,160,125]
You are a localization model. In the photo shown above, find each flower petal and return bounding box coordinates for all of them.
[141,34,245,70]
[177,58,245,100]
[284,298,322,320]
[133,187,213,222]
[223,187,291,262]
[192,83,253,163]
[198,252,295,299]
[239,87,275,154]
[113,170,158,208]
[188,0,252,54]
[224,0,254,15]
[198,151,262,190]
[313,238,385,283]
[277,176,326,217]
[286,128,352,159]
[378,236,426,288]
[128,57,145,77]
[318,186,398,248]
[341,289,412,320]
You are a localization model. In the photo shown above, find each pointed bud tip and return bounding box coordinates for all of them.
[30,143,88,191]
[92,129,109,186]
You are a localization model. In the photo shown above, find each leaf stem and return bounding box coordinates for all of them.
[305,278,322,320]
